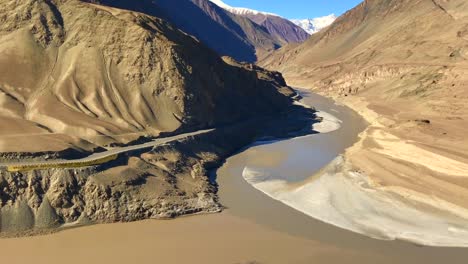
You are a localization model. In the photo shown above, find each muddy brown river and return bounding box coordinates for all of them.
[215,89,468,263]
[1,90,468,264]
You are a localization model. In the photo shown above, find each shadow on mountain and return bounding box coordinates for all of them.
[87,0,258,62]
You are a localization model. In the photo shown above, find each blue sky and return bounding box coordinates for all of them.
[221,0,363,19]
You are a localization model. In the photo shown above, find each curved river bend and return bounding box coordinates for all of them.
[2,90,468,264]
[216,89,366,226]
[215,89,468,263]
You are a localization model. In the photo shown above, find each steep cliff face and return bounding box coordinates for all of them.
[0,0,294,154]
[0,128,232,235]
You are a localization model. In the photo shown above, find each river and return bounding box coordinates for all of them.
[1,90,468,264]
[215,89,468,263]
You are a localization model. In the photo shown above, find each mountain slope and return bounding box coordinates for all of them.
[262,0,468,93]
[87,0,283,62]
[209,0,310,45]
[0,0,293,154]
[0,0,307,235]
[237,12,310,45]
[156,0,283,61]
[261,0,468,243]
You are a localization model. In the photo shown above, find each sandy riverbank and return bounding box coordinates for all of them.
[257,0,468,246]
[242,90,468,247]
[329,93,468,246]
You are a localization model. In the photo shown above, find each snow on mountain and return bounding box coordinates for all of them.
[208,0,309,45]
[209,1,335,35]
[209,0,279,17]
[291,14,337,34]
[209,0,231,9]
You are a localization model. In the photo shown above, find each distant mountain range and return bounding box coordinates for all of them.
[210,0,279,16]
[156,0,283,62]
[291,14,337,34]
[209,0,310,46]
[210,0,336,35]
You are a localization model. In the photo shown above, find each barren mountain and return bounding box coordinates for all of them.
[89,0,285,62]
[236,12,310,45]
[156,0,285,62]
[209,0,310,45]
[0,0,310,235]
[0,0,294,155]
[262,0,468,230]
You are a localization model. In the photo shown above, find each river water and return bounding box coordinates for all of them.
[2,90,468,264]
[215,89,468,263]
[216,89,366,229]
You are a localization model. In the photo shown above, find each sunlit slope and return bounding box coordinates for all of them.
[0,0,293,153]
[262,0,468,88]
[260,0,468,245]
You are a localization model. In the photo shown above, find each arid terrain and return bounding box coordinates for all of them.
[0,0,316,236]
[0,0,296,154]
[261,0,468,245]
[2,0,468,262]
[209,0,310,45]
[88,0,309,62]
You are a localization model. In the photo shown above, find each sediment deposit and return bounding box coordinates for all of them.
[261,0,468,246]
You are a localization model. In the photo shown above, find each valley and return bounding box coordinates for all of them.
[2,91,468,264]
[0,0,317,237]
[1,0,468,263]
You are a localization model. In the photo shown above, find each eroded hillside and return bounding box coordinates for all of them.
[0,0,294,155]
[0,0,316,236]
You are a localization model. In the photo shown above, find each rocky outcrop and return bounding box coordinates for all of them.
[0,105,318,236]
[0,134,220,236]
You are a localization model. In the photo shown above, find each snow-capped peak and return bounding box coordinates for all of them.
[209,0,232,9]
[209,0,335,35]
[291,14,337,35]
[209,0,279,17]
